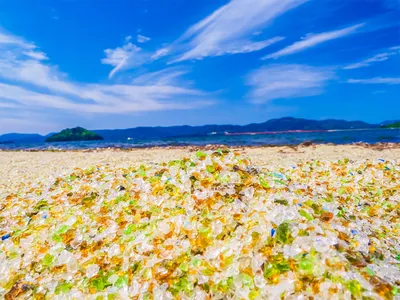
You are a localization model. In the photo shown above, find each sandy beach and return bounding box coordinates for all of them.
[1,144,400,192]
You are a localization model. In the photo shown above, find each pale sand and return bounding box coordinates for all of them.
[1,144,400,192]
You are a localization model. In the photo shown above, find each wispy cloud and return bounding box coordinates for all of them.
[347,78,400,85]
[0,58,86,98]
[132,67,190,86]
[0,82,85,111]
[171,0,307,62]
[137,34,151,43]
[372,90,386,94]
[343,46,400,69]
[0,29,47,61]
[0,30,214,119]
[263,23,364,59]
[102,0,304,73]
[23,50,48,61]
[151,48,169,60]
[246,64,334,103]
[0,31,35,49]
[218,37,285,55]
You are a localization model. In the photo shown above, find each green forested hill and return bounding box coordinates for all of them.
[46,127,104,142]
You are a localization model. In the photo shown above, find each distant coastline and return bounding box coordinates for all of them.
[1,118,399,150]
[2,117,398,144]
[225,129,329,136]
[224,127,400,136]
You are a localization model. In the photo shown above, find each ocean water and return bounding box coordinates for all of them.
[1,128,399,150]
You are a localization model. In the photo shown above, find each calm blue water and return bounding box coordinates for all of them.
[1,129,399,150]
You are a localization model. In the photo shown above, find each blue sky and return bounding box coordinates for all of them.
[0,0,399,134]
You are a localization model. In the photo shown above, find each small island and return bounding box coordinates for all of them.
[45,127,103,142]
[382,122,400,129]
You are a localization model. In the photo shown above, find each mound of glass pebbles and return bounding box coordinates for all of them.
[1,150,399,299]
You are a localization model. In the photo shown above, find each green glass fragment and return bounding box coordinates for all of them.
[55,282,73,294]
[365,267,374,276]
[392,286,399,296]
[115,275,128,288]
[276,222,291,244]
[264,264,279,280]
[259,177,270,189]
[274,199,289,205]
[347,280,362,297]
[276,262,291,272]
[299,258,313,273]
[43,254,54,266]
[191,257,201,267]
[196,151,207,158]
[241,273,254,287]
[52,234,62,243]
[56,225,69,235]
[206,165,216,173]
[90,274,112,292]
[299,209,313,221]
[180,262,189,272]
[249,289,260,300]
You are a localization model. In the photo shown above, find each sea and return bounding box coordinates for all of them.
[1,128,399,150]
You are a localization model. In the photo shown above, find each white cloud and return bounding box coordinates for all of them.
[0,52,203,111]
[263,23,364,59]
[347,78,400,85]
[137,34,151,43]
[172,0,307,62]
[0,30,50,63]
[0,81,211,114]
[0,31,35,49]
[0,82,84,110]
[246,64,334,103]
[102,40,165,78]
[101,42,144,78]
[102,0,303,74]
[218,36,285,55]
[132,67,189,86]
[0,30,214,122]
[102,43,140,67]
[343,46,400,69]
[23,50,48,60]
[0,58,84,97]
[344,53,390,69]
[151,48,169,60]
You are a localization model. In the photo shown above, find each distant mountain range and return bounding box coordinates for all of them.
[0,117,396,144]
[0,133,47,144]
